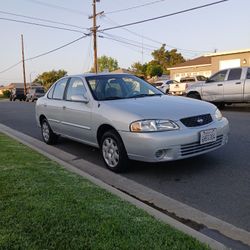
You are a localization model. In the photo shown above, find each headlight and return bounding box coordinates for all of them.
[215,109,222,120]
[130,119,179,132]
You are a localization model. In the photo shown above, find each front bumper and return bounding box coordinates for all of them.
[119,117,229,162]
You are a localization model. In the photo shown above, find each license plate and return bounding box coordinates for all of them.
[200,129,217,145]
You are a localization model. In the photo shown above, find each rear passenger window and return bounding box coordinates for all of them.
[53,78,68,100]
[227,68,242,81]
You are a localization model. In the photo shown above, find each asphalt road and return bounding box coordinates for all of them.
[1,100,250,233]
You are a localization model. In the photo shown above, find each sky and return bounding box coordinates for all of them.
[0,0,250,85]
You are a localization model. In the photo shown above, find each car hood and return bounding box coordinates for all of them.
[100,95,216,122]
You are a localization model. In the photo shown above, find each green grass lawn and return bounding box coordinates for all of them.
[0,133,210,250]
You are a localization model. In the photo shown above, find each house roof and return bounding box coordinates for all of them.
[167,56,211,70]
[205,48,250,57]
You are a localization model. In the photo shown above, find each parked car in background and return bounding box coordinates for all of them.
[186,67,250,108]
[153,80,179,94]
[26,87,45,102]
[169,75,207,96]
[9,88,25,101]
[36,73,229,172]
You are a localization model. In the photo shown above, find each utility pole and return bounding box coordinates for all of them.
[89,0,103,73]
[21,34,27,95]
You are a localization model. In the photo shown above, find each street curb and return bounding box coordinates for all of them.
[0,124,232,250]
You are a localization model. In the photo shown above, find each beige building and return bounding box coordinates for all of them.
[168,48,250,81]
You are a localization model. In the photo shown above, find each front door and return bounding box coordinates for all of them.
[201,69,228,102]
[60,77,94,144]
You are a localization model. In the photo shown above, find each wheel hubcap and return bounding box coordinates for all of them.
[102,137,119,168]
[42,122,50,142]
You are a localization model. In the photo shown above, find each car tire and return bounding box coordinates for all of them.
[101,130,128,173]
[187,92,201,100]
[41,119,58,145]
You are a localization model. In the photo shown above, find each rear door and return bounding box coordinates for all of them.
[45,78,68,133]
[201,69,228,102]
[223,68,244,102]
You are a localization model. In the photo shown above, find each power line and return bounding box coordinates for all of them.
[0,10,88,30]
[100,32,158,50]
[98,35,152,56]
[101,16,211,54]
[99,35,153,52]
[100,1,229,32]
[25,35,88,61]
[0,17,87,34]
[0,61,22,74]
[24,0,89,16]
[105,0,166,15]
[0,35,88,74]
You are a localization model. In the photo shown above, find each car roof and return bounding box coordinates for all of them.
[64,73,134,78]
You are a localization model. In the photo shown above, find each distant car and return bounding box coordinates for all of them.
[186,67,250,107]
[153,80,179,94]
[9,88,26,101]
[26,87,45,102]
[36,73,229,173]
[169,75,207,96]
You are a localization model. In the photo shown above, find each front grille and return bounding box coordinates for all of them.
[180,114,212,127]
[181,135,223,156]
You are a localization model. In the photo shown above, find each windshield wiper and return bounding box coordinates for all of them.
[128,93,162,98]
[102,96,124,100]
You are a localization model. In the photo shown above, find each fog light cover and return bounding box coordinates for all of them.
[155,149,168,159]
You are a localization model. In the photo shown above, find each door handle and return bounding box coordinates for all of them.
[62,106,66,110]
[217,84,223,86]
[235,82,241,85]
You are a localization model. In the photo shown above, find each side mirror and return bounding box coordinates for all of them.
[205,78,214,83]
[71,94,89,103]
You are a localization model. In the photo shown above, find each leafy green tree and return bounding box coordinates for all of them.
[33,69,67,89]
[151,44,185,74]
[146,64,163,77]
[130,62,147,77]
[2,90,11,98]
[91,55,119,72]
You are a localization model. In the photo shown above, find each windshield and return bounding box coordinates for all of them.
[86,74,163,101]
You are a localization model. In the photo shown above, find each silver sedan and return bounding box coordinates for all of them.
[36,73,229,172]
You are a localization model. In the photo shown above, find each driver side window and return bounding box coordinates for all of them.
[209,70,227,82]
[66,78,87,101]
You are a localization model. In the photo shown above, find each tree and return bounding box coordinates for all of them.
[33,69,67,89]
[151,44,185,74]
[90,55,119,72]
[130,62,147,77]
[146,64,163,77]
[2,90,11,98]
